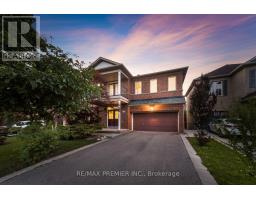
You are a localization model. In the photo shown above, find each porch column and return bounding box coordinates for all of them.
[118,100,121,130]
[118,70,121,95]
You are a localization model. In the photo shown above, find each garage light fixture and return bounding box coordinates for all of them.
[150,105,154,111]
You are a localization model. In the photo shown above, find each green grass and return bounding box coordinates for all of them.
[188,137,256,184]
[0,137,97,177]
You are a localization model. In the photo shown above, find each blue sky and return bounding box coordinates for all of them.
[39,14,256,92]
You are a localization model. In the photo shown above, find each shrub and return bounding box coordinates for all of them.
[56,123,102,140]
[8,127,22,135]
[19,128,58,164]
[56,125,73,140]
[0,136,7,145]
[0,126,8,145]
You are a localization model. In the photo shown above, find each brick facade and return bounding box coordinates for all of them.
[92,57,188,133]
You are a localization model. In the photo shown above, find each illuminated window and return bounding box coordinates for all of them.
[108,111,114,119]
[150,79,157,93]
[115,111,119,119]
[168,76,176,91]
[135,81,142,94]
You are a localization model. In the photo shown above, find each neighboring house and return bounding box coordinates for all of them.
[90,57,188,133]
[185,56,256,129]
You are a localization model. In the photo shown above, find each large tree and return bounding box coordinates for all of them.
[0,15,101,124]
[190,75,217,145]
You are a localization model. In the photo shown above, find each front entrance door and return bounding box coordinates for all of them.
[108,110,119,127]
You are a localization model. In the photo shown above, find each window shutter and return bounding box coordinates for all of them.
[249,69,256,88]
[223,80,228,96]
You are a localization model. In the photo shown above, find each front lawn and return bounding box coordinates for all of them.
[188,137,256,184]
[0,136,97,177]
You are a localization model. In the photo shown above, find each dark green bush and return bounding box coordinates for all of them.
[56,125,73,140]
[19,128,58,164]
[0,136,7,145]
[56,123,102,140]
[8,127,22,135]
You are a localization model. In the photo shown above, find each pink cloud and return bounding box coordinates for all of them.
[54,15,256,93]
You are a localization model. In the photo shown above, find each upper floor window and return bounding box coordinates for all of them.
[135,81,142,94]
[210,80,228,96]
[150,79,157,93]
[249,69,256,88]
[168,76,176,91]
[108,83,118,96]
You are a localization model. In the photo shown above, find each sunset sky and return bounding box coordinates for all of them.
[39,14,256,93]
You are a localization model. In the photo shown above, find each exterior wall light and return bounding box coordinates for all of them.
[150,105,154,111]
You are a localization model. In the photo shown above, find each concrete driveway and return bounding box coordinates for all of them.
[2,132,201,185]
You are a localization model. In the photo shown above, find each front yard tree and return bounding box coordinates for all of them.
[190,75,217,145]
[229,98,256,176]
[0,20,101,123]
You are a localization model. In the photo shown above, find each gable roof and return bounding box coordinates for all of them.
[245,56,256,64]
[185,55,256,96]
[89,57,121,67]
[89,57,133,77]
[205,64,241,77]
[90,57,189,81]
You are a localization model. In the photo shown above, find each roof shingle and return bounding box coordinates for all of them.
[206,64,241,77]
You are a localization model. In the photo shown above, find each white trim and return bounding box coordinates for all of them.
[100,70,119,75]
[106,109,108,128]
[177,111,180,133]
[131,113,134,131]
[118,70,121,95]
[121,71,129,79]
[109,95,129,103]
[118,101,121,130]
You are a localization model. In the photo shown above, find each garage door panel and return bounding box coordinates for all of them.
[133,112,178,132]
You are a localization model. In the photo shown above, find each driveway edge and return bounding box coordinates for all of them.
[0,138,111,184]
[180,134,217,185]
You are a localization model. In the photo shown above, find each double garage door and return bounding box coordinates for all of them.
[133,112,178,132]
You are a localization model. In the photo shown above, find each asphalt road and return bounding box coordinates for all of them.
[2,131,201,185]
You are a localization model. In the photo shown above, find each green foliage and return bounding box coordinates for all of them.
[56,125,73,140]
[188,137,256,184]
[19,127,59,164]
[0,126,8,145]
[0,15,101,123]
[56,124,101,140]
[0,136,7,145]
[190,75,217,145]
[0,136,96,177]
[228,99,256,176]
[8,127,22,135]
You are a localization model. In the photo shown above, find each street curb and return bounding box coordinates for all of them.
[180,134,218,185]
[0,138,111,184]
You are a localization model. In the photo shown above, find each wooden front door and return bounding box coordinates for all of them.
[108,110,119,127]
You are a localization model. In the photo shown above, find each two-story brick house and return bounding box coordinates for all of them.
[90,57,188,133]
[185,56,256,129]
